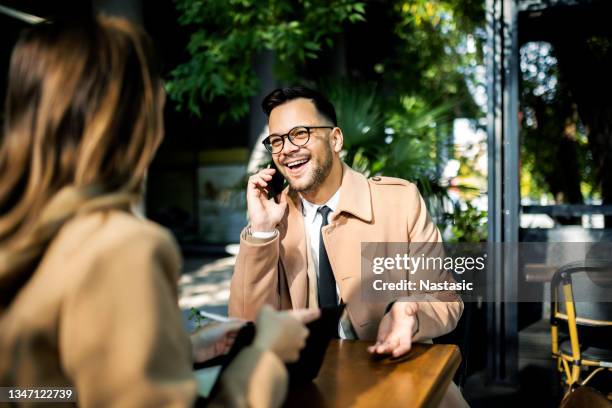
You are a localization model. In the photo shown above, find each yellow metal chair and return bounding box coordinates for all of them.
[550,260,612,395]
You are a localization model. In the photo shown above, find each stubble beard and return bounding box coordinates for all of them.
[288,144,333,194]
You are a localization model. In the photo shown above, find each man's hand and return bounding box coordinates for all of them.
[247,167,288,232]
[367,301,419,358]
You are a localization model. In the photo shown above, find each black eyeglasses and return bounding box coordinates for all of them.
[262,126,334,154]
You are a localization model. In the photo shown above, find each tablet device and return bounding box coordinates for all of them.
[286,304,345,383]
[193,322,255,399]
[194,303,345,398]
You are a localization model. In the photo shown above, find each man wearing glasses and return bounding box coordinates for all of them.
[228,87,466,405]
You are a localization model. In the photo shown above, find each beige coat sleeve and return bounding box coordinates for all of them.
[59,227,197,408]
[229,230,281,320]
[404,183,464,342]
[210,346,288,408]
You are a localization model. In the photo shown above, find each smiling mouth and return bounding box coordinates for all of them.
[285,158,310,172]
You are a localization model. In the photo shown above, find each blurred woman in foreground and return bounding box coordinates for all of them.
[0,14,315,407]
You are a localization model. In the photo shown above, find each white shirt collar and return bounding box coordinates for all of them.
[300,189,341,224]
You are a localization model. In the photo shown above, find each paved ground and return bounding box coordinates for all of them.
[178,255,235,318]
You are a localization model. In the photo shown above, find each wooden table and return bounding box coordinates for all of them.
[285,340,461,408]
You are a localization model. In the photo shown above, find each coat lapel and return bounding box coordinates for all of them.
[322,164,376,330]
[326,163,374,282]
[278,190,308,308]
[278,164,374,309]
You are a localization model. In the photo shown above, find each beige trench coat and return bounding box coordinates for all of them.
[229,163,468,407]
[230,163,463,340]
[0,210,287,408]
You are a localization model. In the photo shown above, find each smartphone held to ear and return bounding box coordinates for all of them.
[268,162,286,200]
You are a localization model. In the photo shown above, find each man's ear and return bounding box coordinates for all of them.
[331,127,344,153]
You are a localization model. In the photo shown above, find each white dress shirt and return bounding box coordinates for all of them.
[300,190,340,280]
[300,190,347,338]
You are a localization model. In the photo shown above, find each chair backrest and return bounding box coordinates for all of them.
[551,260,612,326]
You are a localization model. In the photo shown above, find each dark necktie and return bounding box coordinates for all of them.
[318,206,338,308]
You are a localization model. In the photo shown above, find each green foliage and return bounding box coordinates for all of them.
[167,0,365,122]
[167,0,484,123]
[323,81,457,222]
[447,202,487,243]
[322,80,385,174]
[519,42,599,203]
[382,96,453,181]
[383,96,458,220]
[379,0,485,118]
[188,307,204,329]
[326,81,385,150]
[326,83,454,182]
[168,0,488,240]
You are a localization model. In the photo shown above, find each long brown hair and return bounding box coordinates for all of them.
[0,15,163,304]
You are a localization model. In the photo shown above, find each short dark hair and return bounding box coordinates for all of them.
[261,86,337,126]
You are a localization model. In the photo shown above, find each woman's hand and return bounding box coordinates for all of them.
[253,305,320,363]
[191,320,245,363]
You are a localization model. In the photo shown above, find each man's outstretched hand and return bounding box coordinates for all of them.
[367,301,419,358]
